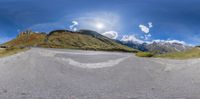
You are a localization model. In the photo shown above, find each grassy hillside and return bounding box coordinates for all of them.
[4,33,47,47]
[46,30,137,52]
[3,30,137,52]
[156,47,200,59]
[0,47,28,58]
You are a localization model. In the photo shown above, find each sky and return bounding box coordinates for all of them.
[0,0,200,45]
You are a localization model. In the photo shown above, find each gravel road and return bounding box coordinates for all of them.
[0,48,200,99]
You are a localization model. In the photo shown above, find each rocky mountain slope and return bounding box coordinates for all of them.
[119,40,192,54]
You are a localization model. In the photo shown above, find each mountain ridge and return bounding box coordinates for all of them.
[119,39,193,54]
[3,30,137,52]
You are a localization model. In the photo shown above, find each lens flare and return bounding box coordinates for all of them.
[96,23,104,29]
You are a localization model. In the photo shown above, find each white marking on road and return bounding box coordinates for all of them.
[56,57,129,69]
[38,49,121,56]
[36,48,129,69]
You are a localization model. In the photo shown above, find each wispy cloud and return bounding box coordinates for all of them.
[102,31,118,39]
[150,39,186,45]
[69,21,79,31]
[139,22,153,40]
[148,22,153,28]
[139,22,153,33]
[139,24,150,33]
[120,35,191,45]
[121,35,144,44]
[28,12,120,34]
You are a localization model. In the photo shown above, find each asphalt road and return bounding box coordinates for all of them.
[0,48,200,99]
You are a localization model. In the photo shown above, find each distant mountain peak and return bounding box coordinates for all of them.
[119,39,193,54]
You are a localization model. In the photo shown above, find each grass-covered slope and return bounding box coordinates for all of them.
[156,47,200,59]
[0,47,28,58]
[46,30,137,52]
[135,52,154,57]
[3,30,137,52]
[4,32,47,47]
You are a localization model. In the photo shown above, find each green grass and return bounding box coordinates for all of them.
[4,33,46,47]
[0,47,28,58]
[136,52,154,57]
[155,47,200,59]
[136,47,200,59]
[45,31,137,52]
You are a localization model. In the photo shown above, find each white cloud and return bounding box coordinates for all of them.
[102,31,118,39]
[144,34,152,40]
[120,33,192,46]
[148,22,153,28]
[139,24,150,33]
[139,22,153,33]
[150,39,187,45]
[69,20,79,31]
[139,22,153,40]
[121,35,144,44]
[72,21,78,26]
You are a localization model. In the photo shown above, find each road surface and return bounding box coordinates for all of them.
[0,48,200,99]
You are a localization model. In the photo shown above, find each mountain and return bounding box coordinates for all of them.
[3,30,137,52]
[145,41,192,54]
[119,40,192,54]
[118,40,148,51]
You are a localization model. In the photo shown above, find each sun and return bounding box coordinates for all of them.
[96,23,104,29]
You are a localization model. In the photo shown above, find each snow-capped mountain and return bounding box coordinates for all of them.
[145,41,192,54]
[119,39,193,54]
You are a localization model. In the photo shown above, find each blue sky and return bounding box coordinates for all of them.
[0,0,200,45]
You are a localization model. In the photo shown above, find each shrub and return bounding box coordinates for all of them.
[136,52,154,57]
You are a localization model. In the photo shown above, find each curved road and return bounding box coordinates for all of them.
[0,48,200,99]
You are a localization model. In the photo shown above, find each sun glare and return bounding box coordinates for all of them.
[96,23,104,29]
